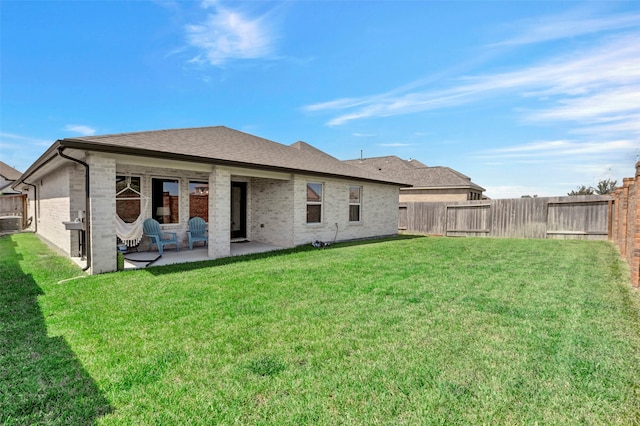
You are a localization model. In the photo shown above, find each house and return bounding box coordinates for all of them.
[0,161,22,194]
[13,126,409,274]
[344,156,485,202]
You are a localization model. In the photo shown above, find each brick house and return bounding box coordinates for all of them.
[13,126,408,274]
[344,156,485,202]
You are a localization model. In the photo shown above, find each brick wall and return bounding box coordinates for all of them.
[291,175,400,246]
[88,154,117,274]
[36,164,73,256]
[209,168,231,258]
[611,162,640,287]
[189,194,208,220]
[250,177,295,247]
[116,196,140,223]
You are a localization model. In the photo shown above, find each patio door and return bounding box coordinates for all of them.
[231,182,247,239]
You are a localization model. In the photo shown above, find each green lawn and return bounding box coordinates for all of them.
[2,233,640,424]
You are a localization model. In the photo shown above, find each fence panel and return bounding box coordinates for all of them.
[546,200,610,239]
[446,204,490,236]
[401,195,613,240]
[0,194,27,231]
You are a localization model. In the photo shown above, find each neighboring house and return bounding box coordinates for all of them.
[0,161,22,194]
[344,156,485,202]
[13,126,408,274]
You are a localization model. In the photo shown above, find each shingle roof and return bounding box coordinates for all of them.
[63,127,408,186]
[0,161,22,181]
[344,155,485,191]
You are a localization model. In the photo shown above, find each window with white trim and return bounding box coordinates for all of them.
[306,182,323,223]
[349,185,362,222]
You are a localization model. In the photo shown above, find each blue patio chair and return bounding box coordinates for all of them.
[143,218,179,255]
[187,217,208,250]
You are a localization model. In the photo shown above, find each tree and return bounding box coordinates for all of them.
[568,185,595,196]
[567,179,618,196]
[595,179,617,195]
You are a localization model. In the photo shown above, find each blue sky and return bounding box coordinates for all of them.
[1,0,639,198]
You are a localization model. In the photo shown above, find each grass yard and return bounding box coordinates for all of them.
[2,233,640,424]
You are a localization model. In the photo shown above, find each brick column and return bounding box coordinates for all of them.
[208,167,231,259]
[88,154,117,274]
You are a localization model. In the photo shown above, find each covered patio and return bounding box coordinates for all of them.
[70,240,285,271]
[121,240,284,270]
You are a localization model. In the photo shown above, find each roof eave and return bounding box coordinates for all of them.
[401,185,484,191]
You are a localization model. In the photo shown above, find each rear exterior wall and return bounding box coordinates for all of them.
[292,175,400,246]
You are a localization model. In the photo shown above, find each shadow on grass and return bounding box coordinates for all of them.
[0,236,113,425]
[143,234,426,276]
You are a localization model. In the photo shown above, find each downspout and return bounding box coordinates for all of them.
[57,147,91,272]
[22,181,37,233]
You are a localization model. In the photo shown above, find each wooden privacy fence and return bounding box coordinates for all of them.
[0,194,28,231]
[399,195,614,240]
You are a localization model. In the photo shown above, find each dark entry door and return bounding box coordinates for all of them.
[231,182,247,239]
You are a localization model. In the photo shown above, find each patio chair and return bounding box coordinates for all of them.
[143,218,179,255]
[187,217,208,250]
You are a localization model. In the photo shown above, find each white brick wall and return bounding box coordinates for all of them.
[250,178,295,247]
[33,155,400,274]
[209,167,230,258]
[88,154,116,274]
[292,175,400,246]
[36,165,73,256]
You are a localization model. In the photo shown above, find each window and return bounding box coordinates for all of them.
[349,186,362,222]
[189,181,208,222]
[152,178,179,224]
[116,176,141,223]
[306,182,323,223]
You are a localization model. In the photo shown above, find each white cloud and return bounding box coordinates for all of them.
[526,89,640,122]
[304,29,640,142]
[492,11,640,47]
[185,2,276,66]
[573,114,640,137]
[0,133,54,173]
[379,143,412,147]
[480,139,635,159]
[0,132,50,147]
[64,125,96,136]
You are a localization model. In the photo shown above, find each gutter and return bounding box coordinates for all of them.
[57,147,91,272]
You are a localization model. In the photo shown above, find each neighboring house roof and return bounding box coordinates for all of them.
[17,127,410,187]
[0,161,22,181]
[0,161,22,194]
[344,155,485,191]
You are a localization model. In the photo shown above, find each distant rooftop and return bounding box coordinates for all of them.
[0,161,22,181]
[344,155,485,191]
